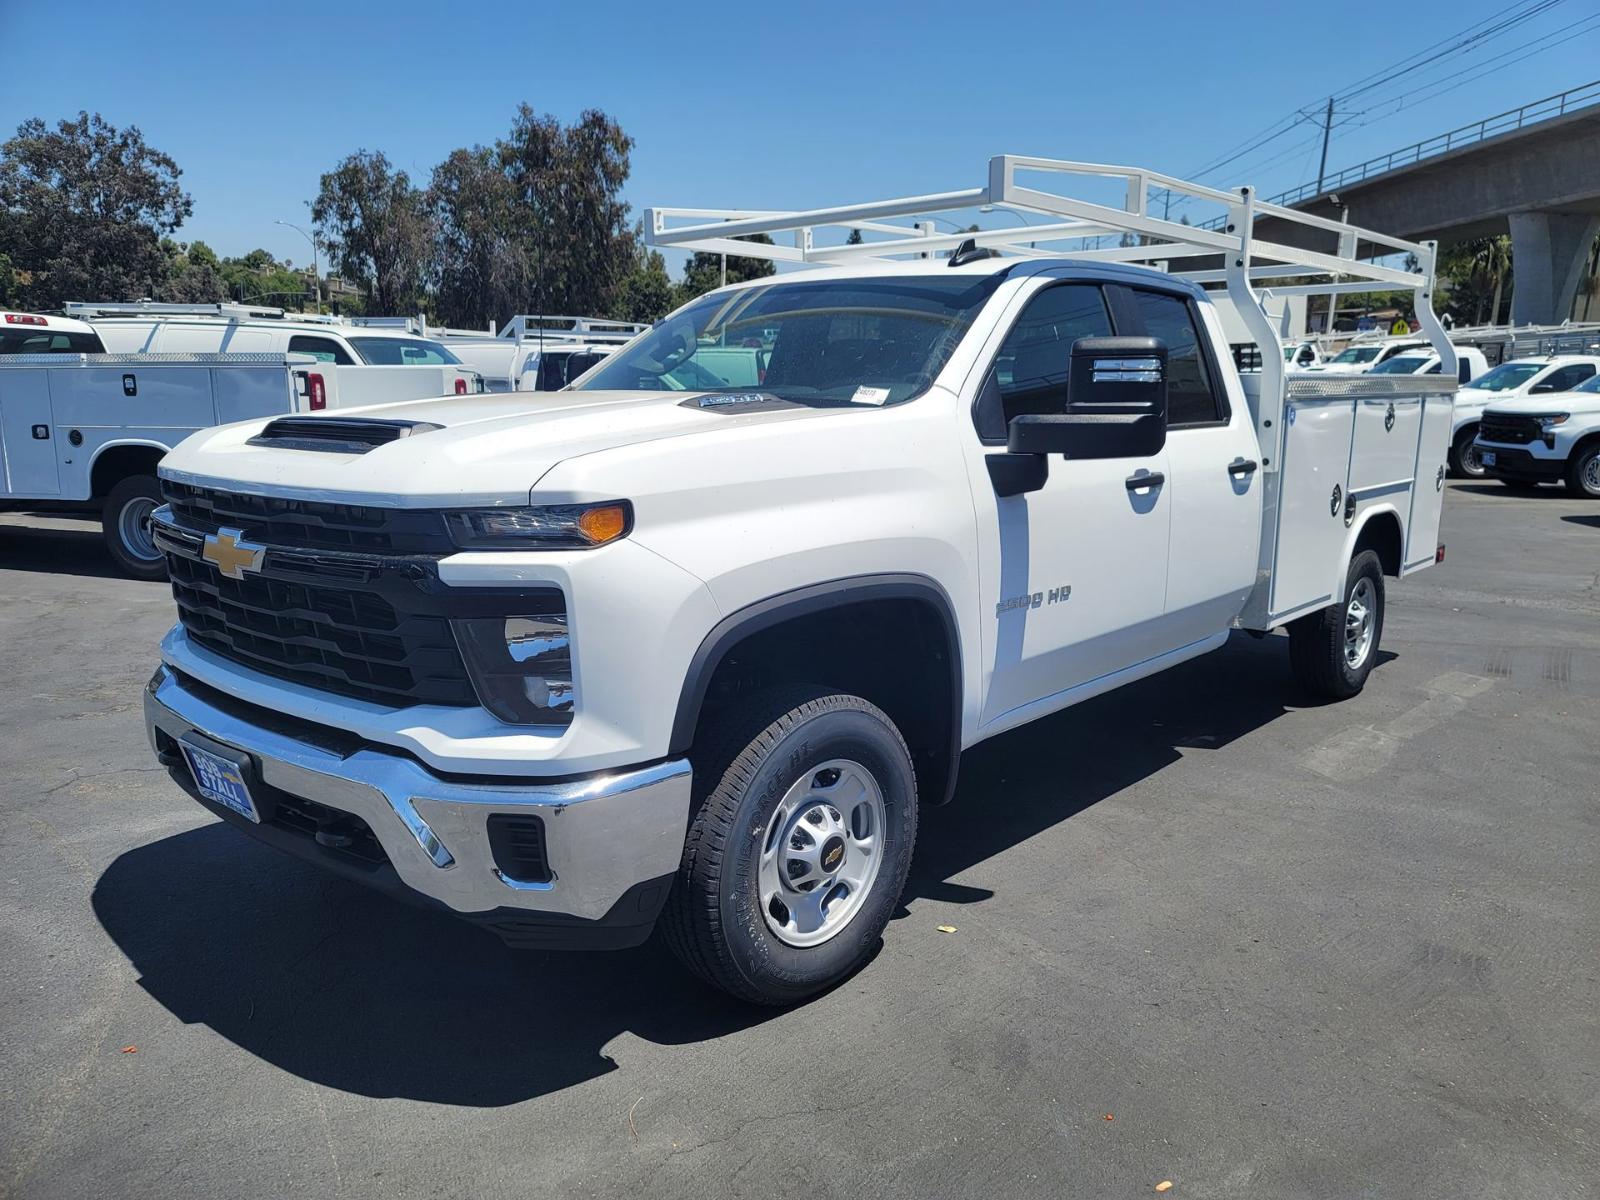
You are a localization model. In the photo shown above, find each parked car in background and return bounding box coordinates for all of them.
[1,311,107,354]
[1448,355,1600,477]
[1475,371,1600,496]
[1304,338,1430,375]
[436,315,648,392]
[1283,340,1321,369]
[67,302,485,404]
[1367,345,1488,383]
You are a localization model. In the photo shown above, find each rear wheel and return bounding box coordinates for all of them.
[1450,426,1485,478]
[1565,443,1600,499]
[662,686,918,1005]
[1287,549,1385,699]
[101,475,167,581]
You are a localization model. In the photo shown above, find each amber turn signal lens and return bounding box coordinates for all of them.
[576,503,629,545]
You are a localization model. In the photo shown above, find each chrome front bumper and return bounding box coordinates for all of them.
[144,665,691,923]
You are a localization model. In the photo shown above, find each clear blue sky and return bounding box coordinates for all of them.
[2,0,1596,272]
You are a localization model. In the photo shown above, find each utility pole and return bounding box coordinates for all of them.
[1316,96,1335,196]
[275,220,321,312]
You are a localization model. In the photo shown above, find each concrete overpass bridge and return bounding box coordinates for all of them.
[1250,81,1600,325]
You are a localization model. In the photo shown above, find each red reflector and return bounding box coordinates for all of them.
[308,373,326,410]
[4,313,47,326]
[1435,544,1446,563]
[454,377,468,395]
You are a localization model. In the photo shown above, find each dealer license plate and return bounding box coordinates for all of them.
[180,739,260,823]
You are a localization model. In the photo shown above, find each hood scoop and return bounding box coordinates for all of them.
[248,416,444,455]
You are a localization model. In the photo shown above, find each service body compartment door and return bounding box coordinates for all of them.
[1349,393,1422,493]
[1404,389,1455,571]
[1270,396,1355,620]
[0,368,61,496]
[213,364,296,423]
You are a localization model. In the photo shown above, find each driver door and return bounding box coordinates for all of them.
[972,281,1172,729]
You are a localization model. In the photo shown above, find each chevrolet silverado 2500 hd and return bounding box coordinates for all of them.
[143,157,1457,1004]
[1475,370,1600,496]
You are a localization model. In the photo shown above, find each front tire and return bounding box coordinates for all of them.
[1565,443,1600,499]
[101,475,167,581]
[662,687,918,1005]
[1450,426,1485,478]
[1287,549,1385,699]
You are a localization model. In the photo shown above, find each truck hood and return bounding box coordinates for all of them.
[159,389,843,506]
[1482,392,1600,416]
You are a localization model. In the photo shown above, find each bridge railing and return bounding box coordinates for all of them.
[1270,78,1600,208]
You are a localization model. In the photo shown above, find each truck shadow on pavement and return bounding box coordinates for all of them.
[0,518,124,580]
[92,631,1323,1107]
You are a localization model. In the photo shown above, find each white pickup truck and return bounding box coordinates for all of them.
[1447,354,1600,478]
[142,157,1456,1004]
[1475,372,1600,496]
[436,315,648,392]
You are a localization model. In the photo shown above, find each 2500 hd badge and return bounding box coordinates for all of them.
[996,585,1071,617]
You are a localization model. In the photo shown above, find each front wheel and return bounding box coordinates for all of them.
[1450,427,1485,478]
[662,687,918,1005]
[1287,549,1385,699]
[101,475,167,581]
[1565,443,1600,499]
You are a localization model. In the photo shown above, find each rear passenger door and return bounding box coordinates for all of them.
[1112,285,1259,647]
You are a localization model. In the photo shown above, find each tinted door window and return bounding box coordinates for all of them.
[994,284,1113,425]
[1127,290,1224,426]
[1533,364,1596,393]
[288,335,355,365]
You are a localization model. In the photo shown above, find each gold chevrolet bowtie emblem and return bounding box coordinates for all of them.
[201,528,266,580]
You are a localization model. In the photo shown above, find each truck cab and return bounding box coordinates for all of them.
[1,311,107,354]
[436,316,649,392]
[1449,355,1600,478]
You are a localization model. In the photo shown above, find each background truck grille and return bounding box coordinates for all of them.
[1478,413,1542,444]
[162,481,455,554]
[166,549,478,709]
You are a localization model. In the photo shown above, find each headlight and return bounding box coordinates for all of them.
[453,614,574,726]
[1538,414,1569,429]
[445,501,631,550]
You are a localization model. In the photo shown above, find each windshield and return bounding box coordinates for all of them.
[1464,362,1543,392]
[1368,356,1429,375]
[576,276,1004,405]
[1331,346,1382,364]
[1574,374,1600,394]
[347,337,462,366]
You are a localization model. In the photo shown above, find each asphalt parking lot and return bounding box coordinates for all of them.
[1,482,1596,1200]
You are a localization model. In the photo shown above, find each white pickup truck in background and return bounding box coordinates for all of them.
[141,155,1457,1004]
[1447,353,1600,477]
[67,302,485,406]
[1475,371,1600,496]
[434,315,649,392]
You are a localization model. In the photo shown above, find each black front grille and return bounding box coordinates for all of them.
[162,481,454,554]
[1479,413,1542,445]
[167,551,477,708]
[486,814,551,883]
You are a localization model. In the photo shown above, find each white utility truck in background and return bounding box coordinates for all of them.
[68,302,485,404]
[435,315,649,392]
[1,349,344,577]
[142,155,1456,1004]
[1448,353,1600,477]
[1,310,108,355]
[1475,371,1600,496]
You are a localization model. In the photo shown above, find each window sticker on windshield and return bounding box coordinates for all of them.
[851,386,891,406]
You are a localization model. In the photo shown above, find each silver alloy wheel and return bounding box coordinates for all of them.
[117,495,161,562]
[758,758,886,949]
[1344,576,1376,669]
[1459,438,1485,477]
[1583,452,1600,495]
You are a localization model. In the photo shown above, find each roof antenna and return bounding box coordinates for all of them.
[948,237,1001,267]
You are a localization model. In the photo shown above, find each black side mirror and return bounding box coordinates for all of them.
[1007,336,1168,460]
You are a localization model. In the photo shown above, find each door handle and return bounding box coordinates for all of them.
[1125,471,1164,491]
[1228,459,1258,477]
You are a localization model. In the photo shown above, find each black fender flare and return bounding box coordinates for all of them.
[668,573,965,805]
